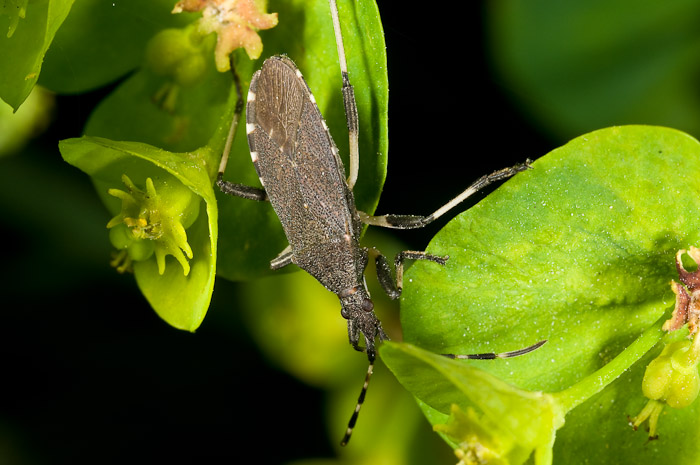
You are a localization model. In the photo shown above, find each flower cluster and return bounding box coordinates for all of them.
[172,0,278,71]
[107,174,201,276]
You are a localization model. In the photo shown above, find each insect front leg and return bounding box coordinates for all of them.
[216,56,269,202]
[216,176,268,201]
[359,161,532,229]
[370,248,448,300]
[346,317,387,356]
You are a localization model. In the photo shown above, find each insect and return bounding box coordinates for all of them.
[217,0,545,446]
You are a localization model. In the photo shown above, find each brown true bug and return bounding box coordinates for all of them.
[216,0,545,446]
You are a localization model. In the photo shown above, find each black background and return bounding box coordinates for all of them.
[0,1,555,464]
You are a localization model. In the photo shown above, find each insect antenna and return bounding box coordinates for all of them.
[443,339,547,360]
[340,355,375,446]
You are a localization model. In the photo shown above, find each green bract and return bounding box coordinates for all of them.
[383,126,700,464]
[59,136,219,331]
[382,342,564,465]
[1,0,28,38]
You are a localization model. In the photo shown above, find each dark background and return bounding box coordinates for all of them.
[0,1,553,464]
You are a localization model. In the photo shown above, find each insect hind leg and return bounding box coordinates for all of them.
[328,0,360,190]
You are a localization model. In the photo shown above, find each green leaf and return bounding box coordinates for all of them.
[487,0,700,140]
[0,0,73,110]
[0,85,54,156]
[83,36,234,154]
[392,126,700,463]
[38,0,191,94]
[59,136,219,331]
[381,342,563,465]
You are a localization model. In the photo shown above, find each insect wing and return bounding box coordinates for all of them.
[246,56,357,249]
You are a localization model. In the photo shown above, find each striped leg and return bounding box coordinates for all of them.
[360,161,532,229]
[328,0,359,190]
[443,339,547,360]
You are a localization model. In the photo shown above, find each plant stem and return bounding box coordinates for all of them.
[552,313,668,413]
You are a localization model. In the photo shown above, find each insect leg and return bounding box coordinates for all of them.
[216,55,269,202]
[360,160,532,229]
[442,339,547,360]
[329,0,360,190]
[269,245,293,270]
[347,318,363,353]
[370,248,547,362]
[217,180,268,201]
[371,248,448,300]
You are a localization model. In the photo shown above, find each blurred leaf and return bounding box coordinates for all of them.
[393,126,700,463]
[0,0,73,110]
[487,0,700,140]
[240,269,360,387]
[0,85,54,156]
[59,136,219,331]
[39,0,191,94]
[83,32,234,153]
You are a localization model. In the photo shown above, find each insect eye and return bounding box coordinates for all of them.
[361,299,374,312]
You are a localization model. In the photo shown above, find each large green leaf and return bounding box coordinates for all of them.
[0,0,73,110]
[384,126,700,463]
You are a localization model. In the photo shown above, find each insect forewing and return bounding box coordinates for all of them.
[247,56,359,253]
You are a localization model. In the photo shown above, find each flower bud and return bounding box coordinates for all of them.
[642,339,700,409]
[632,335,700,437]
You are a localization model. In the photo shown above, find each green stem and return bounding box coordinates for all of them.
[552,312,668,413]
